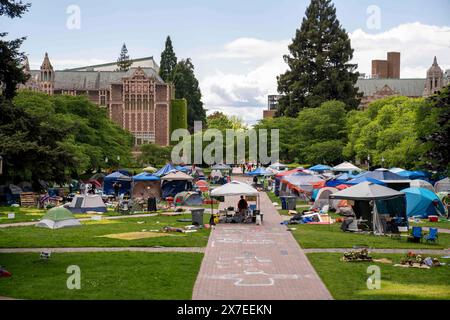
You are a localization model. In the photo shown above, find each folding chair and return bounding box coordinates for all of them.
[408,226,423,243]
[425,228,439,243]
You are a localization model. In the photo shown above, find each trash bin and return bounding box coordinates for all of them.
[191,208,205,226]
[285,196,297,210]
[147,197,157,212]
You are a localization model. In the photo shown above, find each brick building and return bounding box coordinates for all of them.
[20,53,173,146]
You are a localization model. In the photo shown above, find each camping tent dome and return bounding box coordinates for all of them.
[312,187,340,210]
[435,178,450,193]
[68,194,106,213]
[401,187,446,218]
[174,191,203,206]
[36,207,81,229]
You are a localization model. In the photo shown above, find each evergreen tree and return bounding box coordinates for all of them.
[172,58,206,130]
[116,43,132,71]
[277,0,360,116]
[0,0,30,100]
[159,36,177,82]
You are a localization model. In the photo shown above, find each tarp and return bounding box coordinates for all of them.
[210,181,259,197]
[347,177,386,186]
[332,162,362,172]
[142,166,157,173]
[175,166,190,173]
[154,163,176,177]
[402,187,446,218]
[330,182,405,201]
[389,167,405,174]
[68,195,107,213]
[435,178,450,193]
[359,170,404,181]
[309,164,332,172]
[103,172,132,195]
[132,172,160,182]
[36,207,81,229]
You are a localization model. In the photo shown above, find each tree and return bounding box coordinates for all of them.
[0,91,134,186]
[138,143,172,167]
[116,43,132,71]
[0,0,30,100]
[277,0,360,116]
[172,58,206,130]
[159,36,177,82]
[417,85,450,175]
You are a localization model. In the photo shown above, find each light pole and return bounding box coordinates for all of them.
[381,156,385,168]
[367,154,370,171]
[0,155,3,175]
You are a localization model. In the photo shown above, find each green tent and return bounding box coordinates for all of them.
[36,207,81,229]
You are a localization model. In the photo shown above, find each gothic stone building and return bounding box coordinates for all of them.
[21,53,173,146]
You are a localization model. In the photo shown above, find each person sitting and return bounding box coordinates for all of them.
[237,195,248,216]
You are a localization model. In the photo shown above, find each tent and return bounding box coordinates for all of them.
[161,171,194,198]
[211,163,232,171]
[410,180,435,193]
[269,162,288,171]
[210,181,260,216]
[67,194,107,213]
[347,177,386,186]
[281,173,325,194]
[273,168,304,196]
[246,167,274,176]
[402,187,446,218]
[132,173,161,199]
[389,167,406,174]
[154,163,176,177]
[195,180,209,192]
[332,162,362,173]
[309,164,332,172]
[397,170,427,180]
[36,207,81,229]
[174,191,203,206]
[435,178,450,193]
[175,165,190,173]
[185,166,205,178]
[330,182,407,235]
[103,171,132,195]
[312,187,340,210]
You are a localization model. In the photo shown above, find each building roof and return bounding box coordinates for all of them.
[356,78,425,97]
[63,56,159,72]
[29,67,163,91]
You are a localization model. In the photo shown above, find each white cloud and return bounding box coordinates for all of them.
[199,22,450,125]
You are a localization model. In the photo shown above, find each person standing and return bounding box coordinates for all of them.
[237,195,248,216]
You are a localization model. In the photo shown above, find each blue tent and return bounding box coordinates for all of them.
[347,177,386,186]
[309,164,332,172]
[103,171,132,195]
[325,179,349,187]
[132,172,161,182]
[335,173,358,180]
[359,170,404,181]
[397,170,427,180]
[402,187,446,218]
[246,167,272,176]
[154,163,176,177]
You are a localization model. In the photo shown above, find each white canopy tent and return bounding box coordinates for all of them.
[332,162,362,173]
[210,181,260,214]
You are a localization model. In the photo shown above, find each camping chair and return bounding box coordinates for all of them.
[425,228,439,244]
[407,226,423,243]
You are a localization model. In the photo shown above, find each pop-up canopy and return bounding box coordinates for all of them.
[246,167,274,176]
[332,162,362,173]
[211,181,259,197]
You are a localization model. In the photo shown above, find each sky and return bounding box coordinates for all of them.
[1,0,450,124]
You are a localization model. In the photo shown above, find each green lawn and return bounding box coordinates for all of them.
[0,214,211,248]
[0,252,203,299]
[291,223,450,249]
[410,220,450,230]
[307,253,450,300]
[0,206,45,224]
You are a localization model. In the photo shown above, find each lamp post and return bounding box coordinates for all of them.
[367,154,371,171]
[0,155,3,175]
[381,156,385,168]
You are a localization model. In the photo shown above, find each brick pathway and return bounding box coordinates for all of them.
[192,174,332,300]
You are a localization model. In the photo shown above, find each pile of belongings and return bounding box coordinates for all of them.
[0,265,12,277]
[395,251,445,269]
[283,212,326,225]
[162,225,200,233]
[342,249,373,262]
